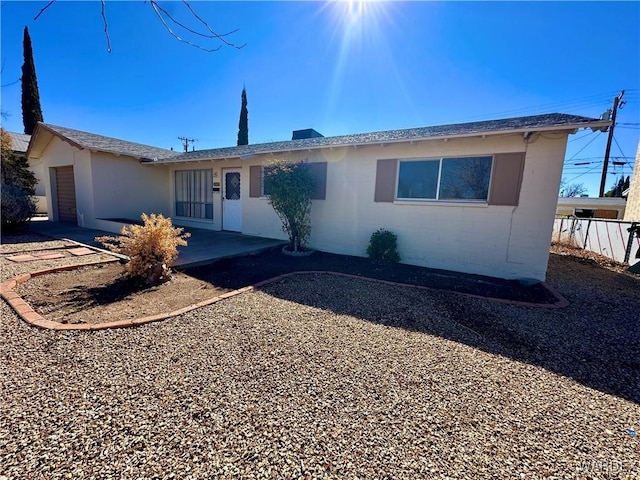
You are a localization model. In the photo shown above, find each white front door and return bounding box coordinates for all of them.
[222,169,242,232]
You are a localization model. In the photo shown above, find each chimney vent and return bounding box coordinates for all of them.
[292,128,324,140]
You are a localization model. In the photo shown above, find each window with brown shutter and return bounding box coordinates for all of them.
[307,162,327,200]
[374,159,398,202]
[249,166,262,198]
[249,162,328,200]
[374,153,525,206]
[396,156,492,201]
[487,152,525,206]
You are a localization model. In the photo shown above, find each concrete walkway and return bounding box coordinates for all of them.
[28,221,286,268]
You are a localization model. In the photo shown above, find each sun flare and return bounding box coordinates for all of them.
[340,0,385,24]
[320,0,413,129]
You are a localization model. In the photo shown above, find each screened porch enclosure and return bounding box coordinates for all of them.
[175,169,213,220]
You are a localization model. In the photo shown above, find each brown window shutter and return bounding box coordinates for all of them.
[308,162,327,200]
[249,165,262,197]
[374,159,398,202]
[488,152,525,206]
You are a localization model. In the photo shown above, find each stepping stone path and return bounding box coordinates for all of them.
[6,247,96,263]
[67,247,96,256]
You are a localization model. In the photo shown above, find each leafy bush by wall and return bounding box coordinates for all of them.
[266,159,315,252]
[366,228,401,263]
[1,185,37,231]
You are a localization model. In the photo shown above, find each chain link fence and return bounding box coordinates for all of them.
[552,216,640,266]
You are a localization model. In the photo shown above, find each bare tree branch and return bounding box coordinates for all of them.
[33,0,56,21]
[0,60,19,89]
[101,0,112,53]
[149,1,223,53]
[33,0,244,53]
[150,1,245,51]
[181,0,245,49]
[1,78,20,88]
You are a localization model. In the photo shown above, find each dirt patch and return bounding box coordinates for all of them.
[550,241,633,274]
[13,246,606,327]
[16,262,232,325]
[184,249,560,304]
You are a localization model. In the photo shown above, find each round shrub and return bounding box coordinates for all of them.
[366,228,400,263]
[1,184,36,230]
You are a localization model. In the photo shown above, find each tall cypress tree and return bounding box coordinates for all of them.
[237,87,249,146]
[21,26,44,135]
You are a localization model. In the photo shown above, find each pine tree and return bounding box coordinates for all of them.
[21,26,44,135]
[237,87,249,146]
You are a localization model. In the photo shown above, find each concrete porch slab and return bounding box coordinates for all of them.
[28,221,286,268]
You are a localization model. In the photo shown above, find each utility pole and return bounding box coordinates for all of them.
[178,136,197,153]
[599,90,625,197]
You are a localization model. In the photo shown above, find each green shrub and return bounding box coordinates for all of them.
[1,185,37,231]
[266,159,315,252]
[366,228,400,263]
[1,128,37,195]
[96,213,190,285]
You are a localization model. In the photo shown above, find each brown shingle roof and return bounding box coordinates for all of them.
[149,113,609,164]
[32,123,179,161]
[6,132,31,153]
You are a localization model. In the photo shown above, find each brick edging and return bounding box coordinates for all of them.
[1,266,569,332]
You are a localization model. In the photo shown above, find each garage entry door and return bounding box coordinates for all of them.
[55,166,77,223]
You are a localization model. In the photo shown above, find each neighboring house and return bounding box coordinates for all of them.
[623,140,640,221]
[6,131,47,214]
[27,113,609,281]
[556,196,627,219]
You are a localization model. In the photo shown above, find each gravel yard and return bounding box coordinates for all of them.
[1,234,639,479]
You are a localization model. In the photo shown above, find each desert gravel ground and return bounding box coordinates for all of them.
[1,235,639,479]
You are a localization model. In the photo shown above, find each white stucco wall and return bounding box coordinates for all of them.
[25,157,47,213]
[623,141,640,221]
[90,152,170,225]
[39,137,93,224]
[237,131,568,281]
[147,130,568,281]
[37,137,170,228]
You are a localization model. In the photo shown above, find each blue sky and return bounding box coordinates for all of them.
[1,1,639,196]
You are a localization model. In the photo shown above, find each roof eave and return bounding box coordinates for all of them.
[144,119,611,165]
[28,123,173,161]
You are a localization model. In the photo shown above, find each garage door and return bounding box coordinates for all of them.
[55,166,77,223]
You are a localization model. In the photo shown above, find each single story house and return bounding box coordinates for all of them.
[26,113,609,281]
[556,196,627,219]
[6,131,46,214]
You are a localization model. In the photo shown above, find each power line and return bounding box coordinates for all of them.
[564,156,633,162]
[566,131,603,162]
[177,136,197,152]
[564,164,605,183]
[613,136,627,158]
[453,91,627,122]
[568,131,598,143]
